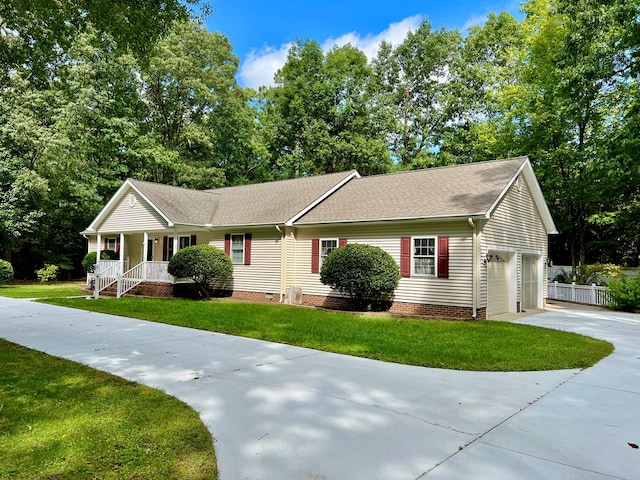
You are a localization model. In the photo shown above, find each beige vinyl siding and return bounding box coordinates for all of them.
[87,236,98,254]
[122,233,143,266]
[99,189,166,233]
[209,228,282,294]
[481,176,549,305]
[291,221,474,307]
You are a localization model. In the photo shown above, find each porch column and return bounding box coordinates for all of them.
[119,233,125,273]
[142,232,148,281]
[173,233,178,258]
[96,233,101,272]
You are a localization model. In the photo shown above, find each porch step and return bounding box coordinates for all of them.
[99,284,118,297]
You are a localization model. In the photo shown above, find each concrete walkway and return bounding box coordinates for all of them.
[0,297,638,479]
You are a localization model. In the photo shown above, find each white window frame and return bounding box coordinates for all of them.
[105,237,118,252]
[179,235,193,250]
[230,233,245,264]
[320,238,339,267]
[413,236,437,277]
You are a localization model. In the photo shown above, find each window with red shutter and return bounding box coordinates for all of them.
[400,237,411,277]
[244,233,252,265]
[311,238,320,273]
[224,234,231,256]
[437,236,449,279]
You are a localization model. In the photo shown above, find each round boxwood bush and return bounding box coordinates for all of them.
[320,243,400,311]
[82,251,115,273]
[168,245,233,299]
[0,259,14,285]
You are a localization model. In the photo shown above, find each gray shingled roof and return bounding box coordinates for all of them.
[131,170,357,227]
[129,180,219,226]
[295,157,528,225]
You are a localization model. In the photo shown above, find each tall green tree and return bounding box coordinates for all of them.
[263,40,392,177]
[372,21,462,168]
[0,0,198,86]
[140,20,244,188]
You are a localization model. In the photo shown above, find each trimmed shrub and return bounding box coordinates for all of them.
[0,260,14,285]
[607,277,640,312]
[168,245,233,299]
[82,252,98,273]
[82,251,118,273]
[320,243,400,311]
[36,264,59,283]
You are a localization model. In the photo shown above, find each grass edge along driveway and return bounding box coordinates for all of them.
[42,297,613,372]
[0,339,217,480]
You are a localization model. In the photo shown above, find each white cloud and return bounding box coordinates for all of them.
[460,13,490,33]
[238,15,423,89]
[321,14,423,60]
[239,43,292,90]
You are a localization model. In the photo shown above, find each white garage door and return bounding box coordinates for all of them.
[522,255,539,310]
[487,254,509,317]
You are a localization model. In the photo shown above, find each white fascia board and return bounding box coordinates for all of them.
[485,157,558,234]
[83,179,174,234]
[284,170,361,226]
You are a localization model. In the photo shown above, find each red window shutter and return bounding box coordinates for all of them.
[244,233,252,265]
[190,234,197,246]
[400,237,411,277]
[339,238,347,247]
[115,239,120,252]
[438,236,449,279]
[103,239,108,250]
[311,238,320,273]
[162,236,168,261]
[224,234,231,256]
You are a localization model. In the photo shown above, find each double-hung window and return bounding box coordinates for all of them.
[320,239,338,266]
[105,237,118,252]
[413,237,436,276]
[179,235,193,250]
[231,234,245,264]
[224,233,252,265]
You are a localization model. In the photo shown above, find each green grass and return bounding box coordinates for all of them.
[42,297,614,371]
[0,281,85,298]
[0,339,217,480]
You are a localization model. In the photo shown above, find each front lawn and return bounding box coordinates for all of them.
[42,297,613,371]
[0,281,85,298]
[0,339,217,480]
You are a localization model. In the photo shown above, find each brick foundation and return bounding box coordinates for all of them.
[302,293,484,320]
[228,290,282,303]
[133,282,174,297]
[129,284,485,320]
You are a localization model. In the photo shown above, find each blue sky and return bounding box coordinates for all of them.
[203,0,522,89]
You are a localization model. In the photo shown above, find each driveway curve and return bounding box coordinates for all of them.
[0,297,638,480]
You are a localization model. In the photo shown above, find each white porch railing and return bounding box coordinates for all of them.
[92,261,173,298]
[94,261,120,295]
[118,261,173,297]
[144,261,172,283]
[548,281,612,306]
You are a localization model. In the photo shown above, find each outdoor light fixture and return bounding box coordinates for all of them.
[483,253,506,265]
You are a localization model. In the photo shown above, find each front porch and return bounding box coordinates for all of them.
[92,260,175,298]
[89,228,204,298]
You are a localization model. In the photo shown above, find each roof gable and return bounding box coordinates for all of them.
[295,157,556,233]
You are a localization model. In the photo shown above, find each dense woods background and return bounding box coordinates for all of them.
[1,0,639,278]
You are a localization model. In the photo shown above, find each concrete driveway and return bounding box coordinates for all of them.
[0,297,638,480]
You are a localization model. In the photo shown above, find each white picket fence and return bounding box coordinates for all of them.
[547,281,612,306]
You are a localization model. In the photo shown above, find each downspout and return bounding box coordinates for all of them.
[468,218,479,319]
[276,225,285,302]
